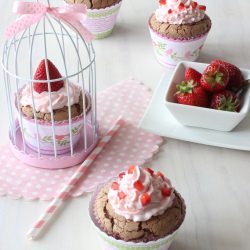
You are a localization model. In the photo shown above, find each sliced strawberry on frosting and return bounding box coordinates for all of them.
[33,59,64,94]
[141,193,151,206]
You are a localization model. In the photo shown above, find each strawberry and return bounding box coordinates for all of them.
[33,59,64,93]
[159,0,166,5]
[185,67,202,85]
[200,64,229,92]
[210,90,240,112]
[118,191,126,200]
[157,171,165,179]
[111,182,119,190]
[199,5,206,11]
[175,81,209,107]
[141,193,151,206]
[128,165,136,174]
[191,1,198,9]
[161,187,172,197]
[210,59,244,92]
[145,167,154,176]
[178,2,185,10]
[119,172,125,179]
[134,180,144,191]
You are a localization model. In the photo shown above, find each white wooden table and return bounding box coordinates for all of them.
[1,0,250,249]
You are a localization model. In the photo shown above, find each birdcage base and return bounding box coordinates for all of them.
[9,122,99,169]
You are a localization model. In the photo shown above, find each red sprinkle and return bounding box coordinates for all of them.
[162,187,172,197]
[111,182,119,190]
[157,171,165,179]
[168,9,172,14]
[134,180,144,191]
[118,191,126,200]
[178,2,185,10]
[145,167,154,176]
[119,172,125,179]
[141,193,151,206]
[199,5,206,11]
[159,0,166,5]
[191,1,198,9]
[128,165,136,174]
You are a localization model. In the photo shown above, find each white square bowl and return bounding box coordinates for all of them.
[165,61,250,132]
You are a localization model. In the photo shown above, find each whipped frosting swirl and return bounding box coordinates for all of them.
[20,82,81,113]
[108,166,175,222]
[155,0,206,25]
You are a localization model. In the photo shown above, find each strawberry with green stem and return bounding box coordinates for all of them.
[175,80,208,107]
[200,64,229,92]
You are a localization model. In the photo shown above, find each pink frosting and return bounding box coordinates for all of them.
[155,0,206,25]
[20,82,81,113]
[108,166,175,222]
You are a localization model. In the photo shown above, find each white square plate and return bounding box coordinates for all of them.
[139,72,250,151]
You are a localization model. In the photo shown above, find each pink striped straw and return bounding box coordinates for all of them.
[26,116,125,240]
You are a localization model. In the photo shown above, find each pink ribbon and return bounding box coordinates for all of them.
[5,1,93,42]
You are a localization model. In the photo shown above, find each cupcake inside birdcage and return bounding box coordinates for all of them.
[2,2,98,166]
[16,58,92,155]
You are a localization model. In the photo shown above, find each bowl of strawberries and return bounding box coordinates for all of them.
[165,60,250,131]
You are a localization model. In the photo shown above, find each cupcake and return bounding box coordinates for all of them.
[65,0,123,39]
[18,59,91,155]
[89,166,186,249]
[149,0,212,68]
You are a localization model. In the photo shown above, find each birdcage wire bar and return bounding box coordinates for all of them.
[1,6,98,169]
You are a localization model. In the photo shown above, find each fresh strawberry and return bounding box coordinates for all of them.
[175,81,209,107]
[141,193,151,206]
[161,187,172,197]
[185,67,202,85]
[134,180,144,191]
[210,59,244,92]
[210,90,240,112]
[200,64,229,92]
[111,182,119,190]
[159,0,166,5]
[33,59,64,94]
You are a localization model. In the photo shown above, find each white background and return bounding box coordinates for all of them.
[1,0,250,250]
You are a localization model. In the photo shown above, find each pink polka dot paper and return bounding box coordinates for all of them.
[0,79,163,200]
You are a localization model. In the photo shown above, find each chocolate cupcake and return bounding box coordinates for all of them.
[148,0,212,68]
[18,59,91,154]
[65,0,123,39]
[89,166,186,249]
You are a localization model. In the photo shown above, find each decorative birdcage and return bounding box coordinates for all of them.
[1,0,98,169]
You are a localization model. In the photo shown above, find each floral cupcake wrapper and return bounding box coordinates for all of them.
[149,26,209,68]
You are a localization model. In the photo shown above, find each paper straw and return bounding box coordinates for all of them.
[26,116,125,240]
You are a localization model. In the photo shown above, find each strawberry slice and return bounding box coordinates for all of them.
[157,171,165,179]
[191,1,198,9]
[178,2,185,10]
[162,187,172,197]
[141,193,151,206]
[128,165,136,174]
[33,59,64,94]
[185,67,202,85]
[118,191,126,200]
[199,5,206,11]
[119,172,125,179]
[134,180,144,191]
[145,167,154,176]
[111,182,119,190]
